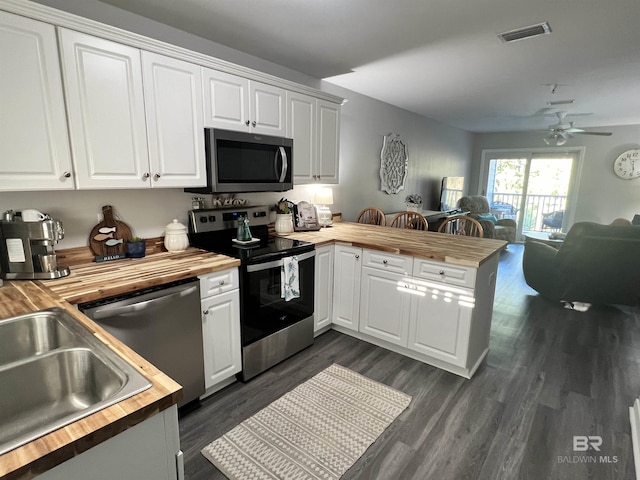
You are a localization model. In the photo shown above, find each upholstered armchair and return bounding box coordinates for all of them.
[523,221,640,306]
[457,196,517,243]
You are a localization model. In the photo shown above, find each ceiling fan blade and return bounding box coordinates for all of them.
[572,131,612,136]
[565,127,585,133]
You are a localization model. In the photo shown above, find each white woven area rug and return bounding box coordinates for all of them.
[201,363,412,480]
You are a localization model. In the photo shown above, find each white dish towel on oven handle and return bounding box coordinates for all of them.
[281,255,300,301]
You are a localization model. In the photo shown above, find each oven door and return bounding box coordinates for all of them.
[240,250,314,346]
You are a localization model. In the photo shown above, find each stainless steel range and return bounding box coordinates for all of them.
[188,206,315,381]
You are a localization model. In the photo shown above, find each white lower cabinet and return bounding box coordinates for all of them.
[199,270,241,395]
[39,406,183,480]
[332,245,362,331]
[407,281,474,368]
[330,248,497,378]
[314,245,334,334]
[359,266,411,347]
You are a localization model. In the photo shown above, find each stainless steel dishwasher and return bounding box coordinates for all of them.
[79,277,205,407]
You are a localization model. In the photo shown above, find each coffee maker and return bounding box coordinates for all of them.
[0,213,71,280]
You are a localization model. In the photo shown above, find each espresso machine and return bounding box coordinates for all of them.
[0,213,70,280]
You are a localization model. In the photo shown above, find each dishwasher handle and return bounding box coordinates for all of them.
[89,284,199,320]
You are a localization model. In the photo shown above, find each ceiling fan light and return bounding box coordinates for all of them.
[543,132,567,146]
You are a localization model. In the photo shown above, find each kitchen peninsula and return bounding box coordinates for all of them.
[286,222,506,379]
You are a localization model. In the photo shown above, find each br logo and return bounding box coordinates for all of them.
[573,436,602,452]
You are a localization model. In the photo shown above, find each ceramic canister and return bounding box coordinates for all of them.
[164,219,189,252]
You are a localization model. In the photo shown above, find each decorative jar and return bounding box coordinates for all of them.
[275,213,294,235]
[406,203,421,212]
[164,219,189,252]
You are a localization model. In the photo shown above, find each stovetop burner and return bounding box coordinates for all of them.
[188,206,314,264]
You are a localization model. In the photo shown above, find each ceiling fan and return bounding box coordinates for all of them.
[542,111,612,146]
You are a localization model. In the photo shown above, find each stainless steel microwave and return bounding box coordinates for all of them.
[186,128,293,193]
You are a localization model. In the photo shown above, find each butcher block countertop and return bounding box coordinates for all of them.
[0,281,181,480]
[284,222,506,267]
[40,247,241,304]
[0,248,240,480]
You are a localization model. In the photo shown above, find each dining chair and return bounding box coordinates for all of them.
[389,211,428,231]
[356,207,386,226]
[437,215,484,237]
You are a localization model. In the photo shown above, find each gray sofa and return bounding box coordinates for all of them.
[458,196,517,243]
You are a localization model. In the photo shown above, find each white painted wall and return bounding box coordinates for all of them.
[471,125,640,225]
[0,0,473,248]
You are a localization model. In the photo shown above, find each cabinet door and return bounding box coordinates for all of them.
[249,81,286,136]
[360,267,411,347]
[202,68,250,131]
[142,52,205,187]
[0,12,74,191]
[287,91,316,184]
[201,290,241,389]
[316,99,340,184]
[407,283,473,367]
[332,245,362,331]
[60,29,149,189]
[314,245,334,333]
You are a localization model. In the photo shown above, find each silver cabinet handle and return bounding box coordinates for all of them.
[203,309,209,315]
[355,254,360,259]
[383,260,388,264]
[245,120,250,126]
[219,280,225,285]
[142,172,150,179]
[62,171,71,178]
[252,120,257,127]
[154,173,161,180]
[439,270,445,275]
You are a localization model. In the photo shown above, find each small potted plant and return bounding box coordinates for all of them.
[126,237,146,258]
[405,194,423,212]
[272,198,294,235]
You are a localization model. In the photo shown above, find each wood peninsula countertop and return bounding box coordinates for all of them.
[0,248,240,480]
[285,222,506,267]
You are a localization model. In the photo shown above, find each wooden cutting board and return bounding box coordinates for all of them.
[88,205,132,257]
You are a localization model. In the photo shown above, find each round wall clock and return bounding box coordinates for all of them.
[613,149,640,179]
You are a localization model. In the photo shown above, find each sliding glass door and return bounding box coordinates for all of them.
[479,149,582,241]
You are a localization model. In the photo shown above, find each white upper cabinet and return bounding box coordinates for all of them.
[60,30,205,189]
[0,12,74,191]
[202,69,250,131]
[60,29,150,189]
[288,92,340,185]
[316,100,340,184]
[203,68,285,136]
[141,51,205,188]
[249,81,286,136]
[287,91,315,183]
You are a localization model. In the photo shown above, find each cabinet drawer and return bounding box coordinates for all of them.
[363,250,413,274]
[412,259,476,288]
[199,268,239,298]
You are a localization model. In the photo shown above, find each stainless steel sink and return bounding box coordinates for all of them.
[0,308,152,456]
[0,310,75,365]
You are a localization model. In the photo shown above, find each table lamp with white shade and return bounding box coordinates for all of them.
[314,187,334,227]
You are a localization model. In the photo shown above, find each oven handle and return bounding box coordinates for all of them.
[274,146,288,183]
[246,250,315,273]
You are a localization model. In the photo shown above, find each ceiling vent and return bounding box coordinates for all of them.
[498,22,551,43]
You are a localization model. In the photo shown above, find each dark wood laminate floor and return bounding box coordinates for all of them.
[179,244,640,479]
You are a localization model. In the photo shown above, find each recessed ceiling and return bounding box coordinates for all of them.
[95,0,640,133]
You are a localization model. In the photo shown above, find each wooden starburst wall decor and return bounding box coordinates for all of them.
[379,133,408,194]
